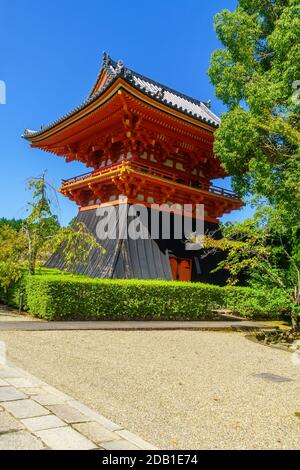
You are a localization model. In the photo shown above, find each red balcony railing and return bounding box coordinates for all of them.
[62,161,240,200]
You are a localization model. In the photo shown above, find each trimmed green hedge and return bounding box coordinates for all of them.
[25,275,225,320]
[224,285,291,319]
[1,269,291,321]
[0,268,69,311]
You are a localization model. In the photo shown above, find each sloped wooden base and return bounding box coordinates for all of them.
[46,204,226,284]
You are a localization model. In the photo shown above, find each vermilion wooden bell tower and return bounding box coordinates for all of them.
[24,53,242,282]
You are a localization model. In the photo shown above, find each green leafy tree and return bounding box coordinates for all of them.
[0,224,27,264]
[22,173,104,275]
[0,218,23,231]
[0,225,27,292]
[208,0,300,203]
[68,217,76,227]
[47,222,106,274]
[0,174,104,284]
[22,174,60,274]
[203,205,300,329]
[208,1,300,329]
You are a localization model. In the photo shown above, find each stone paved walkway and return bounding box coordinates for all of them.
[0,362,156,450]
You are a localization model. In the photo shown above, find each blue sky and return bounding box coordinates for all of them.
[0,0,253,225]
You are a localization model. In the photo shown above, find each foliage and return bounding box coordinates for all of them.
[68,217,76,227]
[47,222,106,273]
[203,204,300,328]
[1,266,289,321]
[0,218,23,231]
[0,224,27,264]
[208,0,300,204]
[208,0,300,329]
[224,285,291,319]
[22,174,104,275]
[0,269,286,321]
[0,267,70,308]
[0,174,104,278]
[24,275,226,321]
[0,261,23,295]
[0,224,27,293]
[22,174,60,275]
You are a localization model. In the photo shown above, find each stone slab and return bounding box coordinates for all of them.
[19,387,45,396]
[41,385,70,402]
[6,377,41,389]
[0,431,45,450]
[101,439,141,450]
[0,362,156,450]
[254,372,293,383]
[3,399,49,418]
[116,429,158,450]
[67,399,123,431]
[0,387,27,402]
[0,411,24,433]
[0,368,23,378]
[35,427,96,450]
[34,392,67,406]
[73,422,120,445]
[21,415,67,432]
[47,404,91,424]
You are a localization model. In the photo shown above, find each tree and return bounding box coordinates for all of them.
[22,174,60,275]
[44,222,106,274]
[22,173,105,275]
[207,1,300,329]
[202,205,300,329]
[0,173,104,282]
[208,0,300,204]
[0,218,23,231]
[0,224,27,292]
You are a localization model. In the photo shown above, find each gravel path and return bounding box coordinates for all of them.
[0,330,299,449]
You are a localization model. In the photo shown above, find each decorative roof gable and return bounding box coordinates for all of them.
[23,52,220,140]
[90,53,220,126]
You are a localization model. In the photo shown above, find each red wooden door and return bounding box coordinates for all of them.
[178,259,192,282]
[170,257,179,281]
[170,257,192,282]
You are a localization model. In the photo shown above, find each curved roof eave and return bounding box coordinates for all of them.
[23,55,220,142]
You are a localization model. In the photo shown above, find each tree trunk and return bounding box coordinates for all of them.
[291,312,300,332]
[291,283,300,331]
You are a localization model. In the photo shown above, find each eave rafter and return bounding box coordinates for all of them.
[123,91,214,141]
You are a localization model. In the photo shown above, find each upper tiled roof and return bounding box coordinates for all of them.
[92,53,220,126]
[23,53,220,139]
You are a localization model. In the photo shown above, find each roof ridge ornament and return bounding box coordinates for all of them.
[115,59,125,75]
[114,59,132,80]
[203,100,211,109]
[154,88,164,100]
[103,51,111,66]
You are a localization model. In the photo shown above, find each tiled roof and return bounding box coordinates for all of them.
[108,58,220,126]
[23,53,220,139]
